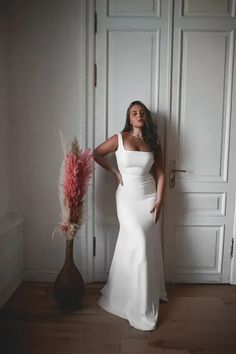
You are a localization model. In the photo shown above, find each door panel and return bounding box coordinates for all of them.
[182,0,235,17]
[108,30,160,134]
[108,0,161,17]
[174,225,224,274]
[179,31,231,180]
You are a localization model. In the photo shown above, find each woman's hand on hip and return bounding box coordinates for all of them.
[111,168,124,186]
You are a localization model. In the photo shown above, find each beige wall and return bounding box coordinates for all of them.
[0,9,10,219]
[5,0,87,280]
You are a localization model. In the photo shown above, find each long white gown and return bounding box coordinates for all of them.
[97,132,168,331]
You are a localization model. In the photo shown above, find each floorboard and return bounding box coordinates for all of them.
[0,282,236,354]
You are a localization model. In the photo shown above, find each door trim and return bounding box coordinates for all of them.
[85,0,96,282]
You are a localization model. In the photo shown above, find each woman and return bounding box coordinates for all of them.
[93,101,168,331]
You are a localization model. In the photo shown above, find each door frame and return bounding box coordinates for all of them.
[84,0,236,284]
[85,0,96,283]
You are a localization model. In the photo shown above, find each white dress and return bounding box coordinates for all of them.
[97,132,168,331]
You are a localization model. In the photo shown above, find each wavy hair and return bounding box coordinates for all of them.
[121,101,161,155]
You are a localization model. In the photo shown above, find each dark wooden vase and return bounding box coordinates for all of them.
[54,238,85,310]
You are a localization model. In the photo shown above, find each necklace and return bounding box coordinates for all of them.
[130,132,144,140]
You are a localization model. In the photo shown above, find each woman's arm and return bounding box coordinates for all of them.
[154,149,165,204]
[150,149,165,222]
[93,134,123,185]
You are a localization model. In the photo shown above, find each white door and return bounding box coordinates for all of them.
[92,0,236,283]
[93,0,171,280]
[164,0,236,283]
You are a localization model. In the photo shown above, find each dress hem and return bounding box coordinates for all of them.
[97,298,159,331]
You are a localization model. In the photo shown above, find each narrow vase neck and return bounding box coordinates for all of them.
[65,239,74,266]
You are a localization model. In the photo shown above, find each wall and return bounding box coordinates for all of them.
[8,0,88,281]
[0,7,10,219]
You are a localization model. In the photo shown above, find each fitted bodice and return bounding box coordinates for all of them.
[115,133,154,176]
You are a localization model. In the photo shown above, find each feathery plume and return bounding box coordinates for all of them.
[53,134,93,240]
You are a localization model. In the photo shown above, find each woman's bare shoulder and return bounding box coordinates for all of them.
[107,133,119,146]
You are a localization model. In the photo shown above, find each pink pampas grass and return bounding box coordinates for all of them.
[54,135,93,240]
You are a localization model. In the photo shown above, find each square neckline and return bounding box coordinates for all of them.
[118,132,153,153]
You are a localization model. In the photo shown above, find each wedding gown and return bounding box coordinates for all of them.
[97,132,168,331]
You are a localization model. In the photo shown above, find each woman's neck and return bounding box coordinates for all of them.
[131,128,143,138]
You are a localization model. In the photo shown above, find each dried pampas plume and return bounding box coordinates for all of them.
[52,131,93,240]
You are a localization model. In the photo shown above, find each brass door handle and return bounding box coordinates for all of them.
[169,160,186,188]
[171,169,186,173]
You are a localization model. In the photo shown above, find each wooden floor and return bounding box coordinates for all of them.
[0,282,236,354]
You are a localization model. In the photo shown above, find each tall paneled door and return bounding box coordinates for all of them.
[92,0,236,283]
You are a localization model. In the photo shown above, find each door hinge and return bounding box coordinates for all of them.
[93,236,96,257]
[230,238,234,259]
[94,64,97,87]
[94,12,97,34]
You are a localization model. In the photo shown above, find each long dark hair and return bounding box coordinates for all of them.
[121,101,161,155]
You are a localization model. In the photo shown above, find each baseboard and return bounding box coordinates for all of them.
[0,273,23,309]
[24,269,89,283]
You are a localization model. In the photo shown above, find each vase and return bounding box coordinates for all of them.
[54,238,85,310]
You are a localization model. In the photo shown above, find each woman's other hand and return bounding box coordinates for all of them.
[111,168,123,186]
[150,200,162,223]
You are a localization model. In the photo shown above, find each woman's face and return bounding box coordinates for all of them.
[129,104,146,129]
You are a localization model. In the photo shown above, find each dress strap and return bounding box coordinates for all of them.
[117,132,122,150]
